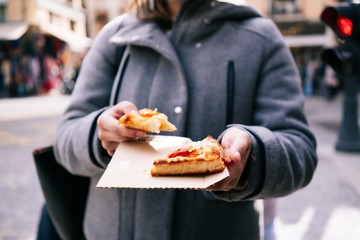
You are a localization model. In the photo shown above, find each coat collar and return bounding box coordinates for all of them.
[109,1,261,65]
[109,15,181,67]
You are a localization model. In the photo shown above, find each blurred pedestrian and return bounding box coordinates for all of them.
[323,63,341,100]
[52,0,317,239]
[303,56,318,96]
[36,205,61,240]
[264,199,278,240]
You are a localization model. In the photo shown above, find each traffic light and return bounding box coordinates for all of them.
[320,3,360,40]
[320,2,360,153]
[320,3,360,76]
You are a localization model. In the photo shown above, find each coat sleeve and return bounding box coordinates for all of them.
[212,20,317,201]
[53,16,126,177]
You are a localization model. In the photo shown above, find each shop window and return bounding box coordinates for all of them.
[272,0,302,15]
[0,4,6,22]
[95,10,108,32]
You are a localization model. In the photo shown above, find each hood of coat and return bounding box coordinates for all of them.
[110,0,261,49]
[181,0,262,23]
[171,0,262,43]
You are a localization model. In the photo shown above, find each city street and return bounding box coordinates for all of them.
[0,91,70,240]
[0,91,360,240]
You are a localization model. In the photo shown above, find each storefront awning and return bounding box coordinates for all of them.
[40,25,92,52]
[36,0,86,22]
[0,22,29,41]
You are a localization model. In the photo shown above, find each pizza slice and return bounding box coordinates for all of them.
[150,136,227,176]
[118,108,177,134]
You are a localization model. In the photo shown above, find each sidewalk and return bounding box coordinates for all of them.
[0,90,71,122]
[276,94,360,240]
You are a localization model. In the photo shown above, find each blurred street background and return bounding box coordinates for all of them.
[1,0,360,240]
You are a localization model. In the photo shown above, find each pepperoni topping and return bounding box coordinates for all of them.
[168,149,199,158]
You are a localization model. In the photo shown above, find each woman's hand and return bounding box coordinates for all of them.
[97,101,146,156]
[207,127,252,192]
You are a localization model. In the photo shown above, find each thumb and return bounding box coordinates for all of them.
[223,144,241,163]
[230,149,241,162]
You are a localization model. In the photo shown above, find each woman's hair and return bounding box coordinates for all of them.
[128,0,173,30]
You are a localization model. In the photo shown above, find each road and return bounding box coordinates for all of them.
[0,92,70,240]
[0,91,360,240]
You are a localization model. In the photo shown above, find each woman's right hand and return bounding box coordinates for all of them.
[97,101,146,156]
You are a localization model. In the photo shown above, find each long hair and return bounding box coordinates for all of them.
[128,0,173,30]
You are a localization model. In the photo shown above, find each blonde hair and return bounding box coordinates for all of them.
[128,0,173,30]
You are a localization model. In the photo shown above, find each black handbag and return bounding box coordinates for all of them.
[33,146,89,240]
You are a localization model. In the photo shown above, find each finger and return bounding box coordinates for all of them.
[99,110,146,139]
[101,141,120,152]
[107,149,116,157]
[113,101,138,118]
[99,127,145,143]
[207,178,232,191]
[114,125,146,139]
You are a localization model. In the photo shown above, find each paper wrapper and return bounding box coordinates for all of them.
[96,135,229,189]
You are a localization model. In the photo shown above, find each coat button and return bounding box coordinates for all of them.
[203,18,210,24]
[174,106,182,114]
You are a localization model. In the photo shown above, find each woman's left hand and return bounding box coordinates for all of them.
[207,127,252,191]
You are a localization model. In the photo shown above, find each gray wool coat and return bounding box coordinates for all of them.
[54,1,317,239]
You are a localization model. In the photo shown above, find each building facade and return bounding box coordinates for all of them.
[85,0,130,38]
[2,0,91,51]
[0,0,92,97]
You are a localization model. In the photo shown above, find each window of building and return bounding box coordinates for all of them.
[70,20,75,31]
[49,12,62,27]
[0,1,6,22]
[272,0,302,15]
[49,12,55,24]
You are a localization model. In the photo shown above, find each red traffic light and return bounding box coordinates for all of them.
[320,3,360,39]
[337,16,353,36]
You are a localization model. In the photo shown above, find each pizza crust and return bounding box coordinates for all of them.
[118,108,177,133]
[150,136,226,176]
[150,158,225,176]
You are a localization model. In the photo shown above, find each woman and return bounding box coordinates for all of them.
[54,0,317,239]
